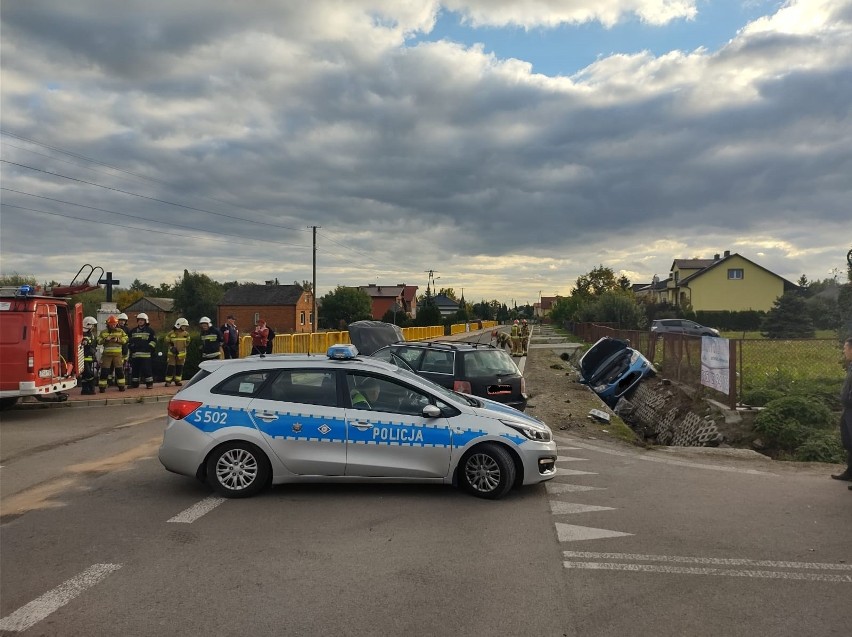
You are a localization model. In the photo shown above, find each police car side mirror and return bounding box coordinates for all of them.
[422,404,441,418]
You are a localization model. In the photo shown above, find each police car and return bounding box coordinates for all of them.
[159,344,557,499]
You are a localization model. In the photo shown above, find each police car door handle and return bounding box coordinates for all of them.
[350,420,373,430]
[255,412,277,422]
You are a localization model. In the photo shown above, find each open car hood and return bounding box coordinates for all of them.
[578,337,630,379]
[347,320,405,355]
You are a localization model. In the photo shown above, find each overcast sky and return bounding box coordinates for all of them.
[1,0,850,306]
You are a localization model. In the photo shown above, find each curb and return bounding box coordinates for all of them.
[14,394,174,410]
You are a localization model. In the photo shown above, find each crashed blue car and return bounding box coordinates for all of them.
[578,337,655,407]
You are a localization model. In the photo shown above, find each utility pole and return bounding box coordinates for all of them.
[309,225,320,334]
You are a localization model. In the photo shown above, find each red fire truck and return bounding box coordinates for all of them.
[0,265,102,409]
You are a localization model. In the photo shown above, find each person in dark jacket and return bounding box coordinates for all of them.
[129,313,157,388]
[220,315,240,359]
[198,317,223,361]
[80,316,98,395]
[831,336,852,487]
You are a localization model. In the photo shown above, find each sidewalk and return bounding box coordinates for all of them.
[15,382,181,409]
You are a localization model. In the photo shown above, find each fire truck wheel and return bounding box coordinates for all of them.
[0,397,19,411]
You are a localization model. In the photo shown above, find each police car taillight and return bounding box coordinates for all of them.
[168,399,203,420]
[27,351,34,373]
[454,380,472,393]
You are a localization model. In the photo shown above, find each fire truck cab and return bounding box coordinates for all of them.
[0,268,101,409]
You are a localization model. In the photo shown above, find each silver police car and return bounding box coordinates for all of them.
[159,345,557,499]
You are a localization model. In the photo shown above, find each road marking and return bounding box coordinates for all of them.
[546,483,604,494]
[562,562,852,583]
[555,438,773,475]
[562,551,852,571]
[556,456,588,462]
[167,496,225,523]
[558,447,582,450]
[556,468,597,476]
[0,563,121,632]
[556,523,632,542]
[550,501,615,515]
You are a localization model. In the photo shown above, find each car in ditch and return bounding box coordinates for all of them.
[158,344,557,500]
[578,337,655,407]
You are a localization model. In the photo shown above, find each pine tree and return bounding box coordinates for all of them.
[761,292,815,339]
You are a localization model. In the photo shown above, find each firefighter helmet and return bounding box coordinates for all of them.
[136,312,149,322]
[199,316,211,325]
[174,318,189,328]
[117,313,128,321]
[83,316,98,329]
[106,315,118,326]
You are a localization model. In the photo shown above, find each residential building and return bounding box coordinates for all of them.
[359,283,418,320]
[218,283,314,333]
[534,296,558,319]
[666,250,796,312]
[121,297,175,332]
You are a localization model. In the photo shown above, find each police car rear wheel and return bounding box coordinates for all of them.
[207,442,270,498]
[460,443,515,500]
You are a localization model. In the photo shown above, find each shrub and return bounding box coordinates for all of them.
[753,396,834,453]
[740,387,784,407]
[794,430,846,463]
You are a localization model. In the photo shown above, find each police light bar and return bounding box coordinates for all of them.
[327,344,358,359]
[17,285,33,297]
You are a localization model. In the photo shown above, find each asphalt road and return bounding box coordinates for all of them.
[1,399,850,636]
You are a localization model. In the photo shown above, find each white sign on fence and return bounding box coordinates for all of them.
[700,336,730,394]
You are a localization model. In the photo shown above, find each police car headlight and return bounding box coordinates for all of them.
[501,419,552,442]
[593,383,608,392]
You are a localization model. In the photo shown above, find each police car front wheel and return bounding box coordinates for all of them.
[460,443,516,500]
[207,441,271,498]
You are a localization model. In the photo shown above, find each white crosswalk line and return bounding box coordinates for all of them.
[546,482,604,493]
[556,523,633,542]
[167,496,225,523]
[550,501,616,515]
[0,563,121,632]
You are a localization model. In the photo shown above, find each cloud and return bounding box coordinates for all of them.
[1,0,850,303]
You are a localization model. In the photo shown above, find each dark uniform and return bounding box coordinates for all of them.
[838,360,852,478]
[129,322,157,388]
[80,320,97,395]
[199,321,223,361]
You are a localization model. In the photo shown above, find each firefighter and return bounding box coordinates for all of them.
[510,319,522,356]
[520,319,530,355]
[80,316,98,395]
[198,317,223,361]
[129,312,157,388]
[114,312,132,386]
[164,318,190,386]
[98,315,128,392]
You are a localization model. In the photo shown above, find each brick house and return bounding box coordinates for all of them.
[534,296,558,319]
[359,283,419,320]
[121,297,175,332]
[217,283,314,334]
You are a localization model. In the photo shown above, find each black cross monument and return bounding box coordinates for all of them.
[98,272,120,302]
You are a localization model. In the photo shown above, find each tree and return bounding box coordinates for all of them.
[414,289,442,327]
[437,287,457,300]
[0,273,37,286]
[573,265,622,299]
[115,289,144,311]
[172,270,224,322]
[761,292,815,339]
[591,291,644,328]
[319,286,372,329]
[617,275,631,290]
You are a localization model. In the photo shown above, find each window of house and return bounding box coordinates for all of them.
[309,312,314,325]
[254,312,260,324]
[300,311,305,325]
[728,269,744,280]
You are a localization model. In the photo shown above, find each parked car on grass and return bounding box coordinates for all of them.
[651,319,720,337]
[578,337,655,407]
[158,345,557,499]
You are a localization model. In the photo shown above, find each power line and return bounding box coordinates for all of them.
[0,159,308,233]
[0,203,308,250]
[1,129,305,224]
[0,187,311,251]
